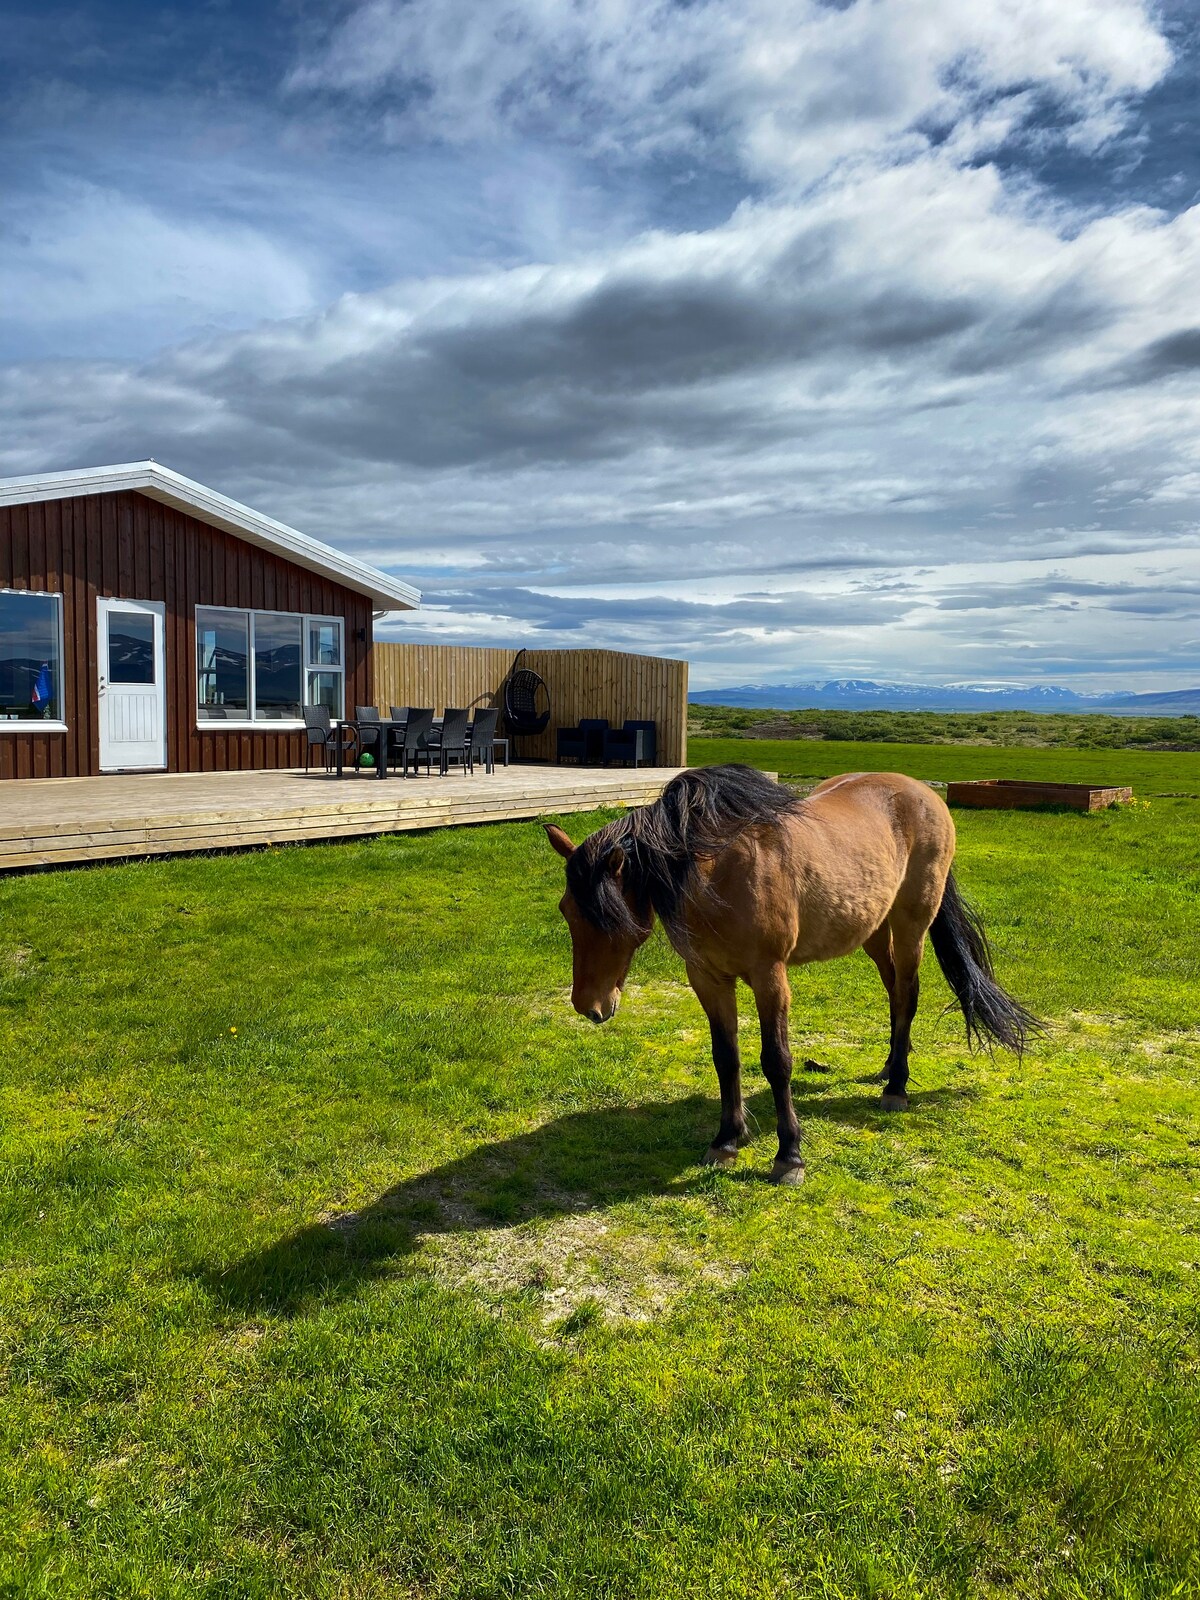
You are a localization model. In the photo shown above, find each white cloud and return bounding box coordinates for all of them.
[12,152,1197,492]
[0,180,316,358]
[289,0,1170,180]
[5,153,1200,545]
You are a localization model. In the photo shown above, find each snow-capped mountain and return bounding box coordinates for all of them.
[688,680,1200,713]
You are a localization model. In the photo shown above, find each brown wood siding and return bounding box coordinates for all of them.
[1,489,373,778]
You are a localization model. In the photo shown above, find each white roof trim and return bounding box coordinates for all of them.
[0,461,421,611]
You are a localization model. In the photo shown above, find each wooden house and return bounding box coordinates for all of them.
[0,462,420,779]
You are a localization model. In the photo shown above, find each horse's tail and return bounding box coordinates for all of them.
[929,870,1042,1056]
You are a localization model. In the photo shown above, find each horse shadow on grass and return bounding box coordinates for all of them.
[203,1080,976,1317]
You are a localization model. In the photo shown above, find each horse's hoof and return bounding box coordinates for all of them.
[702,1145,739,1167]
[879,1094,909,1112]
[769,1159,806,1186]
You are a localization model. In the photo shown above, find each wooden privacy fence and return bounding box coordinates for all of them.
[372,644,688,766]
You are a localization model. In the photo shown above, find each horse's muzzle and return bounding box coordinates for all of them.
[578,992,620,1024]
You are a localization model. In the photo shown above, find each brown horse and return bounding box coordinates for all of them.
[546,764,1038,1184]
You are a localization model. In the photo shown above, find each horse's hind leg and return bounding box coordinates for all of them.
[879,915,926,1112]
[863,924,897,1085]
[750,963,804,1185]
[688,964,749,1166]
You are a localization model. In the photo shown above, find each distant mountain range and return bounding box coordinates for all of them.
[689,680,1200,714]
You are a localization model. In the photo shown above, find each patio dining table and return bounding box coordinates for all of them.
[333,714,441,779]
[331,714,508,777]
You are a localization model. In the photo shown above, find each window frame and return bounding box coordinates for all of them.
[0,588,68,733]
[195,606,345,729]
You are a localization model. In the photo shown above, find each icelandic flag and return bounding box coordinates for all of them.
[31,661,53,715]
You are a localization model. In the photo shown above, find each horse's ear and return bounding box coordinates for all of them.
[607,844,626,881]
[544,824,575,860]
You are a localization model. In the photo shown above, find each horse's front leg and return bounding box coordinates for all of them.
[687,963,748,1166]
[751,963,804,1185]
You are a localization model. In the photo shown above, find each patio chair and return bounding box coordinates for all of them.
[352,707,385,768]
[466,707,499,774]
[602,719,658,768]
[304,704,357,773]
[556,718,608,765]
[355,705,383,767]
[388,706,410,722]
[434,708,471,775]
[388,707,435,777]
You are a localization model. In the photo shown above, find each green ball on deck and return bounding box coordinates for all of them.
[359,752,374,768]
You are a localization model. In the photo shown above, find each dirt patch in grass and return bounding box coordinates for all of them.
[1061,1011,1200,1060]
[320,1163,745,1329]
[1136,1029,1200,1061]
[1063,1010,1128,1029]
[427,1210,745,1328]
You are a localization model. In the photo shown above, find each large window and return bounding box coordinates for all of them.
[197,608,343,723]
[0,590,65,725]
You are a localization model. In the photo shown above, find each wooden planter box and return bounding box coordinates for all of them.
[946,779,1132,812]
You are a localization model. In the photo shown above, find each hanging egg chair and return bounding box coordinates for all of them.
[502,649,551,759]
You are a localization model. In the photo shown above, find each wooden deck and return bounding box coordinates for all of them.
[0,764,683,872]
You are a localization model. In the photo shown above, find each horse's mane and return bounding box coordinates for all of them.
[565,764,802,939]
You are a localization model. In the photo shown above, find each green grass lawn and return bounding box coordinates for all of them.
[689,735,1200,794]
[2,744,1199,1597]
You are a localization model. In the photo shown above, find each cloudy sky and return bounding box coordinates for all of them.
[3,0,1199,690]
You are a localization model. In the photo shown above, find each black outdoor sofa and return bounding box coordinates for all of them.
[555,718,658,767]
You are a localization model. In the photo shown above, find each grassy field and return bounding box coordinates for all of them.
[690,735,1200,795]
[2,742,1199,1597]
[688,705,1200,751]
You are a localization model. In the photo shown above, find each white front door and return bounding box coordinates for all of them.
[98,598,167,771]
